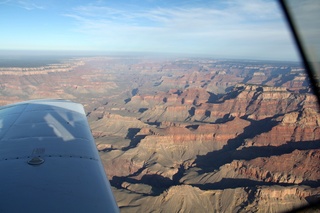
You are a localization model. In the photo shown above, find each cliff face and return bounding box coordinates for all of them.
[232,149,320,184]
[246,108,320,147]
[130,84,318,123]
[206,85,313,121]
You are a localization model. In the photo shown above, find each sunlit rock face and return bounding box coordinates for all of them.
[1,57,319,212]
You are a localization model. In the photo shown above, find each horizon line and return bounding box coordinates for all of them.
[0,49,301,63]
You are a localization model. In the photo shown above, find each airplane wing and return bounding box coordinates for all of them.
[0,99,119,213]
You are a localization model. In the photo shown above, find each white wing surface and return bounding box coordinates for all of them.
[0,99,119,213]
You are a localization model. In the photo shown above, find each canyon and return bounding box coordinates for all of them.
[0,56,319,212]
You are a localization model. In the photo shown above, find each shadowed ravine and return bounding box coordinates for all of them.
[195,116,280,171]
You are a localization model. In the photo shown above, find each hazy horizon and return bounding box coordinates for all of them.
[0,50,302,67]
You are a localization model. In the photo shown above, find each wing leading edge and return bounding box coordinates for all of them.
[0,99,119,213]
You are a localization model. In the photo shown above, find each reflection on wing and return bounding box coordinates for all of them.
[0,99,119,213]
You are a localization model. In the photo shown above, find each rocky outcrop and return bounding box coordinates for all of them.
[246,108,320,147]
[202,85,316,121]
[0,60,83,75]
[91,113,149,138]
[114,184,319,213]
[134,84,318,123]
[129,87,210,107]
[139,105,192,122]
[232,149,320,184]
[245,186,320,212]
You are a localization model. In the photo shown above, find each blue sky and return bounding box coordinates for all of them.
[0,0,300,61]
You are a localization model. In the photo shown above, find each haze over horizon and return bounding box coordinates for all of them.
[0,0,300,61]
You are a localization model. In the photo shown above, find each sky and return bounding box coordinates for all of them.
[0,0,301,61]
